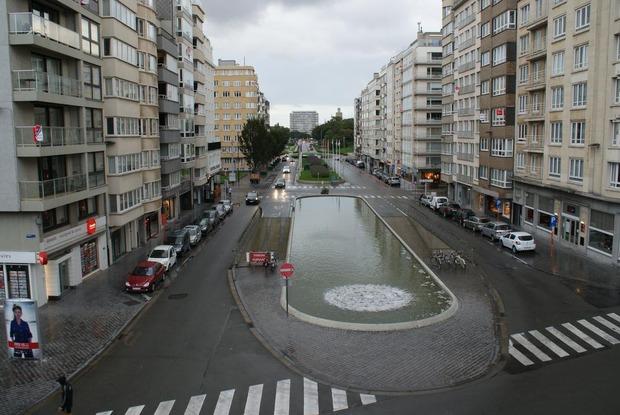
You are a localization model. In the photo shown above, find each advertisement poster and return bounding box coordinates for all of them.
[4,300,41,360]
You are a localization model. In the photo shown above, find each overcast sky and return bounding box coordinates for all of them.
[204,1,441,128]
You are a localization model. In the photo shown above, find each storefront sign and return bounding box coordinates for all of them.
[0,252,37,264]
[4,300,42,360]
[86,217,97,235]
[37,252,48,265]
[41,216,106,252]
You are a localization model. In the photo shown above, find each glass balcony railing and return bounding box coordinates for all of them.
[13,70,82,98]
[15,126,83,147]
[8,13,80,50]
[19,174,87,200]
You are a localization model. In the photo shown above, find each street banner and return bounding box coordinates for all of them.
[247,251,269,265]
[4,299,42,360]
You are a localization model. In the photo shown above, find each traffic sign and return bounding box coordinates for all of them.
[495,199,502,209]
[280,262,295,279]
[550,216,558,228]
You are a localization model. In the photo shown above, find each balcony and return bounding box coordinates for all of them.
[457,61,476,73]
[524,135,545,152]
[522,104,546,120]
[526,69,546,90]
[458,107,475,116]
[14,126,103,157]
[455,130,475,139]
[458,84,475,95]
[457,152,475,162]
[158,96,179,114]
[456,174,473,185]
[525,3,549,31]
[456,13,475,29]
[12,70,82,104]
[527,43,547,61]
[515,165,543,181]
[9,13,81,51]
[457,37,476,51]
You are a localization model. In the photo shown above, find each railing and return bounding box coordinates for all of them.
[8,13,80,50]
[457,152,475,162]
[456,130,475,138]
[456,13,476,29]
[87,128,104,144]
[525,104,546,119]
[13,70,82,98]
[490,178,513,189]
[89,171,106,188]
[458,61,476,73]
[525,1,549,28]
[457,37,476,50]
[457,174,473,184]
[458,107,475,116]
[531,42,547,57]
[459,84,475,95]
[526,136,545,151]
[528,69,546,87]
[20,174,87,200]
[15,126,83,147]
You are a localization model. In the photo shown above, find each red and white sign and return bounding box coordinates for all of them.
[32,124,43,144]
[279,262,295,279]
[247,251,269,265]
[495,108,505,116]
[37,251,48,266]
[86,217,97,235]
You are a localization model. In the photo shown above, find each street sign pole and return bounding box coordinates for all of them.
[279,262,295,318]
[286,278,289,318]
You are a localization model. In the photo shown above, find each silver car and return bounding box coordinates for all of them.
[463,216,491,231]
[480,222,512,241]
[184,225,202,246]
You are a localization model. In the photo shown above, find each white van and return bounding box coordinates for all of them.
[430,196,448,211]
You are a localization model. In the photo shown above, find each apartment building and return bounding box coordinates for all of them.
[215,59,261,173]
[441,0,456,190]
[0,0,108,305]
[290,111,319,135]
[258,91,271,126]
[354,98,363,155]
[513,0,620,263]
[358,70,386,170]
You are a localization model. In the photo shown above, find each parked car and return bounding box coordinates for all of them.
[125,261,165,293]
[500,231,537,253]
[430,196,449,211]
[147,245,177,271]
[219,199,233,214]
[245,192,260,205]
[184,225,202,246]
[165,229,191,256]
[355,160,365,168]
[419,194,433,207]
[197,217,213,235]
[387,176,401,187]
[439,203,461,218]
[454,208,476,224]
[274,178,286,189]
[203,209,219,227]
[213,205,226,220]
[463,216,491,231]
[372,168,382,177]
[282,165,291,174]
[480,222,512,241]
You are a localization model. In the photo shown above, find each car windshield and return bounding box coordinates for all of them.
[132,266,153,276]
[497,225,510,230]
[519,235,534,241]
[248,193,257,198]
[174,236,184,245]
[149,249,167,259]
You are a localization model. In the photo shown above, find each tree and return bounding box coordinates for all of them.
[239,119,290,171]
[311,117,354,147]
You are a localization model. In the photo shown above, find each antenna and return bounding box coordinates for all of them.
[417,22,422,33]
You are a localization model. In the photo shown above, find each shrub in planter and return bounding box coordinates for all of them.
[310,165,330,178]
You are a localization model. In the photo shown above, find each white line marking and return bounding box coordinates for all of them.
[607,313,620,324]
[304,378,319,415]
[125,406,145,415]
[184,394,206,415]
[511,333,552,362]
[509,339,535,366]
[578,319,620,345]
[213,389,235,415]
[562,322,604,349]
[529,330,569,358]
[244,384,263,415]
[396,208,408,217]
[400,196,408,199]
[546,327,587,353]
[154,400,175,415]
[360,394,377,405]
[594,316,620,336]
[331,388,348,411]
[96,412,113,415]
[274,379,290,415]
[511,255,528,265]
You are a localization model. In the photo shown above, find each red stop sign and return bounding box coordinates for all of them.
[280,262,295,279]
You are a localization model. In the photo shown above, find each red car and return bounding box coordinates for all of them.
[125,261,165,293]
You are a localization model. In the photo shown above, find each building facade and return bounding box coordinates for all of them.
[513,0,620,263]
[289,111,319,135]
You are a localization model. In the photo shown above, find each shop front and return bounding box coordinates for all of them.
[0,251,42,307]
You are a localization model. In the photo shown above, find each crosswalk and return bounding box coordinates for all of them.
[508,313,620,370]
[261,194,416,201]
[95,377,379,415]
[284,185,367,190]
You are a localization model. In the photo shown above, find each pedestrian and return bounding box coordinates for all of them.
[57,376,73,414]
[227,187,232,198]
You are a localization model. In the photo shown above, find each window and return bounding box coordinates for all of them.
[550,122,563,144]
[492,76,506,96]
[518,124,528,141]
[491,138,513,157]
[103,37,138,66]
[104,77,139,100]
[479,165,488,180]
[616,35,620,61]
[107,153,142,175]
[518,95,528,114]
[520,4,530,25]
[481,22,490,37]
[83,63,101,100]
[102,0,137,30]
[492,108,506,126]
[552,51,565,75]
[78,198,97,220]
[516,152,525,169]
[519,64,529,83]
[610,162,620,188]
[549,156,561,177]
[480,138,489,151]
[106,117,140,136]
[492,44,507,65]
[574,44,588,70]
[569,158,584,182]
[481,51,490,66]
[109,187,142,214]
[575,4,591,30]
[42,206,69,232]
[572,82,587,107]
[490,169,512,188]
[551,87,564,109]
[81,18,100,57]
[85,108,103,143]
[553,15,566,38]
[613,121,620,146]
[493,10,516,33]
[589,210,614,255]
[571,121,586,145]
[615,79,620,104]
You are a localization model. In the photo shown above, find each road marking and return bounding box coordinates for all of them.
[508,339,534,366]
[529,330,569,358]
[154,400,175,415]
[125,406,145,415]
[183,394,206,415]
[243,384,263,415]
[303,378,319,415]
[511,333,552,362]
[396,208,408,217]
[360,394,377,405]
[213,389,235,415]
[274,379,290,415]
[96,412,113,415]
[607,313,620,324]
[545,327,587,353]
[578,319,620,345]
[562,322,604,349]
[400,196,408,199]
[593,316,620,336]
[511,255,528,265]
[331,388,348,411]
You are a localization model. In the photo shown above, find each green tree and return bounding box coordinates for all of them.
[239,119,290,171]
[311,117,354,147]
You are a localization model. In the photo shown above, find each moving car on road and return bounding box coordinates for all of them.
[439,203,461,219]
[245,192,260,205]
[282,165,291,174]
[500,231,536,253]
[125,261,166,293]
[463,216,491,231]
[165,229,191,256]
[184,225,202,246]
[274,178,286,189]
[147,245,177,271]
[480,222,512,241]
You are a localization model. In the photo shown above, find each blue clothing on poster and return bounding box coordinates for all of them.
[10,319,32,343]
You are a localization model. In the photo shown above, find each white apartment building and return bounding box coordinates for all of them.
[289,111,319,135]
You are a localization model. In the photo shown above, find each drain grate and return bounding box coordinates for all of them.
[168,293,188,300]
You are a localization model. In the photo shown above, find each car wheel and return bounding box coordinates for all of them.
[512,246,517,254]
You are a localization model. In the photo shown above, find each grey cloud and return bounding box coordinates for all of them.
[205,0,330,23]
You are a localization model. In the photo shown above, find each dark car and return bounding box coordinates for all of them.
[439,203,461,218]
[245,192,260,205]
[275,178,286,189]
[203,209,219,227]
[165,229,191,256]
[454,208,476,224]
[125,261,165,293]
[197,217,212,235]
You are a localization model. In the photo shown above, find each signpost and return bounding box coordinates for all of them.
[495,199,502,221]
[550,215,558,248]
[279,262,295,317]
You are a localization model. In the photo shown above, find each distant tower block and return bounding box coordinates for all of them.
[336,108,343,119]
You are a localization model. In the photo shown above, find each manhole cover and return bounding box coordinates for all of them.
[168,293,188,300]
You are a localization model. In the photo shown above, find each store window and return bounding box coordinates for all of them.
[80,240,98,276]
[6,265,31,299]
[589,210,614,255]
[537,196,555,230]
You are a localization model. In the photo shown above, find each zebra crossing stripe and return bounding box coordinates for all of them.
[508,339,535,366]
[593,316,620,336]
[303,378,319,415]
[183,394,206,415]
[545,327,587,353]
[607,313,620,324]
[511,333,552,362]
[331,388,348,411]
[578,319,620,345]
[360,394,377,405]
[153,400,175,415]
[562,322,604,349]
[274,379,290,415]
[529,330,569,358]
[96,412,112,415]
[125,406,145,415]
[243,384,263,415]
[213,389,235,415]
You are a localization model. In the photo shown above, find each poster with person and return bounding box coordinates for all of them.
[4,300,42,360]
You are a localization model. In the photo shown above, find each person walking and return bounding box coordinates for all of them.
[57,376,73,414]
